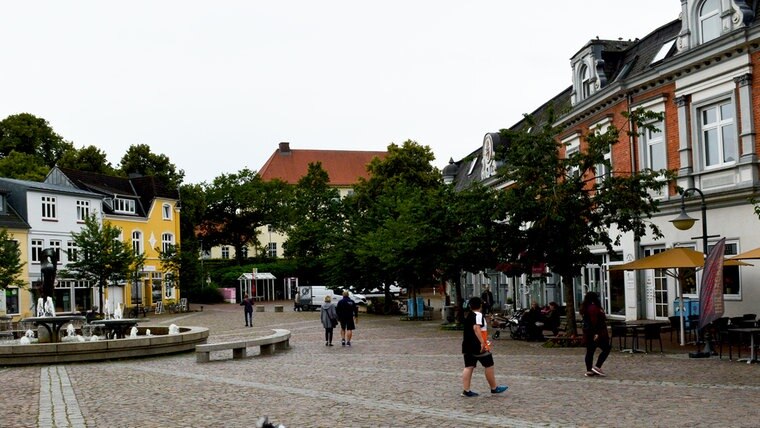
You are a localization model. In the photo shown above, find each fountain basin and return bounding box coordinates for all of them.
[0,326,208,366]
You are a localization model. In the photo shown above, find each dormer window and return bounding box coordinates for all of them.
[580,65,592,99]
[114,197,136,214]
[699,0,721,43]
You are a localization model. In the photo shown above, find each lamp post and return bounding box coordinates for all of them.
[669,187,717,350]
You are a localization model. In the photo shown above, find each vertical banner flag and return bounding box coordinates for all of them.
[699,238,725,330]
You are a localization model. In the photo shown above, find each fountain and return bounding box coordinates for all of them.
[0,247,209,365]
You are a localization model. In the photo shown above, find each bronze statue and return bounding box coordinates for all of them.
[37,248,58,317]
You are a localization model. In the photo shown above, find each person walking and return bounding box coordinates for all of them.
[320,295,338,346]
[336,290,358,346]
[480,285,494,315]
[580,291,610,377]
[240,293,254,327]
[461,296,508,397]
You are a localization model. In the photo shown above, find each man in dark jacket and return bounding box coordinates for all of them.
[336,291,358,346]
[240,294,254,327]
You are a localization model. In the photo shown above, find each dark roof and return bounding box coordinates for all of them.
[0,190,30,230]
[53,167,179,217]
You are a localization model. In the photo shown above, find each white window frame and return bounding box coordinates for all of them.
[267,242,277,258]
[161,233,174,254]
[76,200,90,222]
[580,65,591,99]
[162,203,172,220]
[698,0,721,44]
[132,230,143,255]
[698,99,737,169]
[31,239,43,262]
[642,119,667,171]
[114,197,136,214]
[50,240,61,262]
[67,241,78,262]
[221,246,230,259]
[41,196,57,220]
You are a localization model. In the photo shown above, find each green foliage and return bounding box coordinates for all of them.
[0,229,26,290]
[0,151,49,181]
[283,162,341,284]
[66,215,140,312]
[0,113,72,168]
[57,145,116,174]
[118,144,185,188]
[187,284,225,304]
[199,168,290,264]
[498,108,672,328]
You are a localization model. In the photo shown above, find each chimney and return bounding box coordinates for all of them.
[279,142,291,155]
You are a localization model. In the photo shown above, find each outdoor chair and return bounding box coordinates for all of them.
[643,324,663,353]
[687,315,700,343]
[610,322,628,351]
[718,319,742,360]
[668,316,681,342]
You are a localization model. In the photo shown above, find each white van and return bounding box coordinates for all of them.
[295,285,366,311]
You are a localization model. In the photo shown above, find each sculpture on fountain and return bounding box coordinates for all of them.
[36,248,58,317]
[113,303,123,320]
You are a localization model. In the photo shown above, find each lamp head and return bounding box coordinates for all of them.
[670,207,698,231]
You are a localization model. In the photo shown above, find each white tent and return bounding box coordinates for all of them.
[237,272,277,302]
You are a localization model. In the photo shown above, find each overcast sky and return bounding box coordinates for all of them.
[1,1,682,184]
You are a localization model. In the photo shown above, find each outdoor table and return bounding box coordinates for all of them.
[728,327,760,364]
[620,320,667,353]
[22,315,87,343]
[90,319,143,339]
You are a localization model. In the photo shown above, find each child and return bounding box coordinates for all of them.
[460,297,508,397]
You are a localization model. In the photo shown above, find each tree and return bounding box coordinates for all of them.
[118,144,185,188]
[0,151,50,181]
[66,214,140,315]
[326,141,445,304]
[0,229,26,290]
[499,109,671,330]
[283,162,341,283]
[57,145,116,174]
[198,168,289,264]
[0,113,72,168]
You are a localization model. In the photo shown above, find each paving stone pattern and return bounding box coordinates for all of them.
[2,302,760,427]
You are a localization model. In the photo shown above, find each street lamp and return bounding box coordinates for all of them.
[669,187,718,352]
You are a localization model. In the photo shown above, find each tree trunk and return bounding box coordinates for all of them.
[562,274,577,336]
[453,273,464,324]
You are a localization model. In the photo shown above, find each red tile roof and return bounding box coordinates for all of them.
[257,143,387,185]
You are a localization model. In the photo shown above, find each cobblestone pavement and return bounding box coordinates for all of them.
[3,302,760,427]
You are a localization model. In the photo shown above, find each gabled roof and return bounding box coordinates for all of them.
[47,167,179,218]
[258,143,386,185]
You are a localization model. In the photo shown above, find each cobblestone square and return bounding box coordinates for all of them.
[3,302,759,427]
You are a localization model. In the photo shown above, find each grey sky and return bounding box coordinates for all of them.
[1,1,681,184]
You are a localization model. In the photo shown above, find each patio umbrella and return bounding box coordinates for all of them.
[610,248,750,345]
[730,246,760,260]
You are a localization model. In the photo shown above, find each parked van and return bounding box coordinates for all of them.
[295,285,367,311]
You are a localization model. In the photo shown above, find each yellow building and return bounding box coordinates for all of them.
[0,189,31,319]
[45,168,181,311]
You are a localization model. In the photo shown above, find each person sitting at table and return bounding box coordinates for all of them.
[524,302,544,341]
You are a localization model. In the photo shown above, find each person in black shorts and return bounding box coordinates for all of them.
[336,290,358,346]
[461,297,508,397]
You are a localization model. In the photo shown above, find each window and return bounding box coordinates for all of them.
[707,241,741,296]
[132,231,143,255]
[580,65,591,99]
[0,194,5,214]
[50,240,61,262]
[41,196,56,220]
[162,203,172,220]
[267,242,277,258]
[31,239,43,262]
[221,246,230,259]
[643,120,666,170]
[161,233,174,253]
[67,241,78,262]
[241,246,248,259]
[651,39,676,64]
[76,200,90,222]
[114,197,136,214]
[5,287,19,314]
[566,146,580,179]
[700,101,737,167]
[699,0,721,44]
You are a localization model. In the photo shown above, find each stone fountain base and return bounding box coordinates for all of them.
[0,326,208,366]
